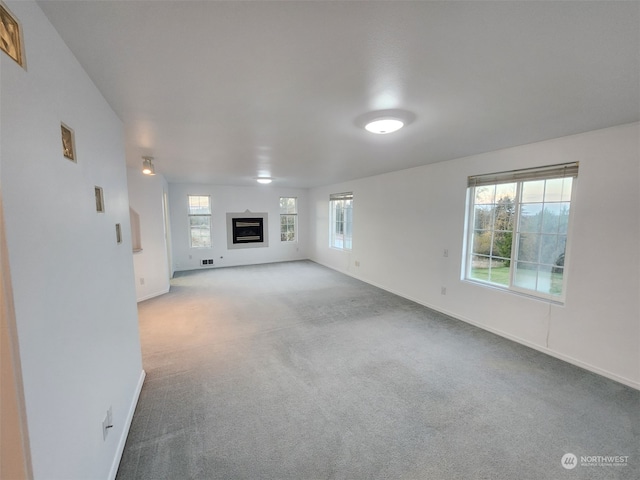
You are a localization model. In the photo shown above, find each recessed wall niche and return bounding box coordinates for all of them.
[129,207,142,253]
[61,123,76,162]
[94,186,105,213]
[226,211,268,249]
[115,223,122,244]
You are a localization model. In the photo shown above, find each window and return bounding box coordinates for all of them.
[330,192,353,250]
[465,163,578,301]
[280,197,297,242]
[188,195,212,248]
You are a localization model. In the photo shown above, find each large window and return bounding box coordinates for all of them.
[330,192,353,250]
[465,163,578,301]
[280,197,298,242]
[188,195,212,248]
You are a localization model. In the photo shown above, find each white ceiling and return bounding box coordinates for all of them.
[38,1,639,188]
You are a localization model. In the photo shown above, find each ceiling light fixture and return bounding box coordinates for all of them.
[256,177,272,184]
[365,118,405,135]
[142,156,156,176]
[355,109,416,135]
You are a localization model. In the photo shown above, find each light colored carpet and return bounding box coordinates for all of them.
[116,260,638,479]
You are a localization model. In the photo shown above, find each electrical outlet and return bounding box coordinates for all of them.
[355,260,360,267]
[102,406,113,441]
[443,249,449,258]
[139,277,145,285]
[441,286,447,295]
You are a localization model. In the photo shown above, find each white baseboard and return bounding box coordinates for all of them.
[108,369,146,480]
[137,287,170,303]
[312,260,640,391]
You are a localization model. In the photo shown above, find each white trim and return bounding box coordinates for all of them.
[311,260,640,391]
[108,370,146,480]
[136,287,171,303]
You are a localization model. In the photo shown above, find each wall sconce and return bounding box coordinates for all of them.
[142,156,156,175]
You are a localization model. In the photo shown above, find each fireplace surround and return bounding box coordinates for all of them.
[226,211,269,249]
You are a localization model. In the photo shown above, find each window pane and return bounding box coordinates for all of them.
[537,265,563,296]
[519,204,542,233]
[472,230,492,255]
[469,255,490,281]
[188,195,211,215]
[557,203,571,234]
[517,233,540,263]
[539,234,557,264]
[280,213,296,242]
[541,204,562,234]
[491,231,513,260]
[521,180,545,203]
[494,198,515,231]
[560,177,573,202]
[514,262,537,290]
[474,205,494,230]
[543,178,564,202]
[488,263,510,286]
[280,197,297,214]
[495,182,517,202]
[189,216,211,248]
[550,266,565,296]
[475,185,495,205]
[469,255,509,286]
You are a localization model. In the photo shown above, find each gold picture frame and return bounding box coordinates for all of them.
[0,3,24,67]
[61,123,76,162]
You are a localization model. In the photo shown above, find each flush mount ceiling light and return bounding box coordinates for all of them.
[355,109,416,135]
[256,177,272,184]
[365,118,404,134]
[142,156,156,175]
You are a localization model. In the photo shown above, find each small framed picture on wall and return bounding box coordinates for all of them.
[0,3,24,67]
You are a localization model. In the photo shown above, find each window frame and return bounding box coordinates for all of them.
[187,195,212,248]
[279,197,298,243]
[463,163,578,303]
[329,192,353,250]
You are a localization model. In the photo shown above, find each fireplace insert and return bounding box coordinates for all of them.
[232,218,264,244]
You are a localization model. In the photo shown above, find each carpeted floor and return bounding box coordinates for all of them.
[116,260,638,480]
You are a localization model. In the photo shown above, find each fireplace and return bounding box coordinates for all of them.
[226,211,269,249]
[232,218,264,244]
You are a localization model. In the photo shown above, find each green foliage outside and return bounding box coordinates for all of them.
[470,266,510,286]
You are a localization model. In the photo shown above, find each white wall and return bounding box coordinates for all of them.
[169,184,308,271]
[310,123,640,389]
[127,168,171,301]
[0,2,144,479]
